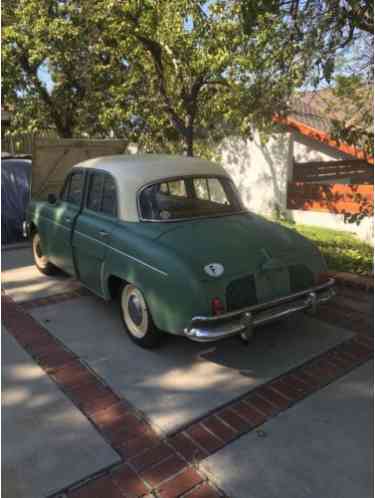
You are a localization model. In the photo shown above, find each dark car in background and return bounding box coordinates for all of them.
[2,156,32,245]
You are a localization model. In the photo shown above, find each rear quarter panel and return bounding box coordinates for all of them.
[102,221,212,334]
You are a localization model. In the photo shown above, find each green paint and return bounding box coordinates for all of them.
[28,202,327,336]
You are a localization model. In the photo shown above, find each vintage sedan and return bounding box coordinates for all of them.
[25,154,335,348]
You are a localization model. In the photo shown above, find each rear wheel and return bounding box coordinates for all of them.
[32,232,58,275]
[120,283,162,349]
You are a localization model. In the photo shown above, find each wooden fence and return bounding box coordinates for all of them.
[293,159,373,184]
[287,183,374,216]
[2,129,58,155]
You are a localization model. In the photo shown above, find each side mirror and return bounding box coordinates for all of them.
[48,193,57,205]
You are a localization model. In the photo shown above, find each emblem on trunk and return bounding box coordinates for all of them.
[204,263,224,278]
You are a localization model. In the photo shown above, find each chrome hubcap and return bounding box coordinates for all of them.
[121,285,148,339]
[128,294,143,326]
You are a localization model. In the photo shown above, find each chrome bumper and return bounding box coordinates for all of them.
[184,278,336,343]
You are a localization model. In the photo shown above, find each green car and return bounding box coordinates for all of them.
[25,154,335,348]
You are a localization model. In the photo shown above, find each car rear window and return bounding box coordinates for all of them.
[139,176,243,221]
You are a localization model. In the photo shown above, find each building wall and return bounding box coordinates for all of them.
[219,130,292,217]
[219,130,374,244]
[292,132,352,163]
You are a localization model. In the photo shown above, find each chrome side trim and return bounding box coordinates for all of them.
[110,245,168,276]
[74,229,168,277]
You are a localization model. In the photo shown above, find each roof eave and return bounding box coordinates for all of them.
[273,115,373,165]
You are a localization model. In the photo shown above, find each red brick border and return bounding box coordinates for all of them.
[2,287,373,498]
[169,334,372,455]
[329,271,373,292]
[2,294,223,498]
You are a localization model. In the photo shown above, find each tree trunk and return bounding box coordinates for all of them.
[57,126,73,139]
[185,130,194,157]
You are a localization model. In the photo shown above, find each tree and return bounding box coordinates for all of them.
[100,0,319,157]
[96,0,240,156]
[241,0,374,157]
[3,0,310,157]
[329,74,374,158]
[2,1,140,140]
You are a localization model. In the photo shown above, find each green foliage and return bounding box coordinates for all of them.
[3,0,373,157]
[241,0,374,156]
[281,222,373,276]
[330,75,374,158]
[2,0,312,156]
[2,0,141,140]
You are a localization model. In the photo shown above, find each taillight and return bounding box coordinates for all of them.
[315,272,330,285]
[211,297,225,316]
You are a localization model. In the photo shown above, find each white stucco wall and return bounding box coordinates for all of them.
[292,132,352,163]
[219,130,292,216]
[219,130,374,245]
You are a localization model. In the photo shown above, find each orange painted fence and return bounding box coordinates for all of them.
[287,183,374,216]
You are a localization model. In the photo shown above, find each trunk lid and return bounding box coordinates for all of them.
[156,213,308,281]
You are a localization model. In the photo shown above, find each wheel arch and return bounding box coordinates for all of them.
[104,271,172,332]
[30,221,37,235]
[107,274,125,300]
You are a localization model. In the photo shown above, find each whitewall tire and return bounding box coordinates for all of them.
[120,283,161,348]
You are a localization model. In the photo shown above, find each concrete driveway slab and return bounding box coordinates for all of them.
[2,248,81,302]
[31,296,353,435]
[201,361,373,498]
[2,329,120,498]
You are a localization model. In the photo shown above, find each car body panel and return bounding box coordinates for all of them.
[73,209,118,294]
[26,154,332,339]
[29,200,79,276]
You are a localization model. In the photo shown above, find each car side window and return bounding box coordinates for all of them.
[194,178,209,200]
[194,177,230,205]
[158,180,187,197]
[87,173,104,212]
[66,171,84,205]
[208,178,228,204]
[169,180,187,197]
[101,175,117,216]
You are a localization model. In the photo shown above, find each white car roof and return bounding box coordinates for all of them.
[73,154,229,222]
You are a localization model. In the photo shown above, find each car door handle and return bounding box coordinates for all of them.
[65,217,72,223]
[99,231,110,237]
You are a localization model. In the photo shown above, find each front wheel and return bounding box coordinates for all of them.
[120,283,162,349]
[32,231,58,276]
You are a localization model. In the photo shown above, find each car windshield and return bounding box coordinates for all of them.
[139,176,244,221]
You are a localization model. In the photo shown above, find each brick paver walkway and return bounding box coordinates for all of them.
[2,282,373,498]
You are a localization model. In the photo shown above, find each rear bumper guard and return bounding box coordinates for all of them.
[184,278,336,343]
[22,221,30,239]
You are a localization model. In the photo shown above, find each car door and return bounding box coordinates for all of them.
[47,169,85,276]
[73,170,118,296]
